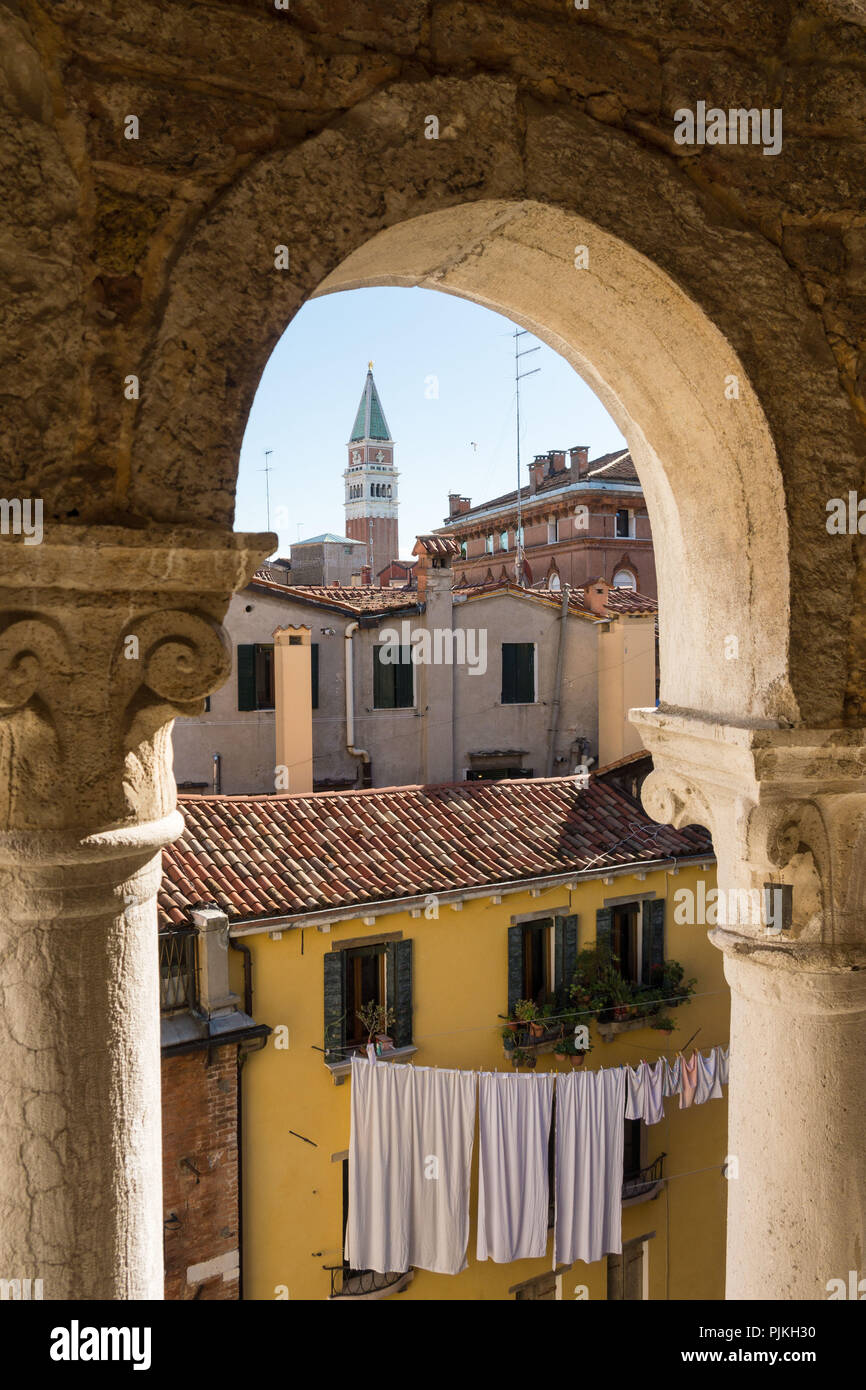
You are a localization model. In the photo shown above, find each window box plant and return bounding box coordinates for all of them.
[356,1000,397,1054]
[510,1047,537,1071]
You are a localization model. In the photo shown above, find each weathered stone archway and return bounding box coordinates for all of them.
[2,1,865,1299]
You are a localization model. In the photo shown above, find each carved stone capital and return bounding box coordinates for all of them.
[632,706,866,964]
[0,525,274,848]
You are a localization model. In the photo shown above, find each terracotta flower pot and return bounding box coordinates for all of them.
[528,1021,544,1038]
[571,1052,586,1067]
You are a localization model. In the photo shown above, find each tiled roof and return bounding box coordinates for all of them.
[247,578,422,615]
[457,581,657,617]
[438,449,640,526]
[292,533,363,546]
[159,777,713,927]
[413,534,461,558]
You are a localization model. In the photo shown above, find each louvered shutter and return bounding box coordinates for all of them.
[595,907,613,964]
[554,914,578,999]
[507,925,524,1013]
[641,899,665,983]
[237,644,257,711]
[323,952,345,1063]
[386,939,413,1048]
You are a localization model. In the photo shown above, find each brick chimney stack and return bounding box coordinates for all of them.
[412,535,459,599]
[586,576,611,617]
[569,445,590,478]
[529,456,547,494]
[360,564,372,584]
[448,493,472,516]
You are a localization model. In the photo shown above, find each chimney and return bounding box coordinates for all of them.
[412,536,458,600]
[529,456,547,494]
[273,625,313,794]
[586,576,611,617]
[550,450,566,474]
[360,564,372,584]
[569,445,589,478]
[448,493,472,516]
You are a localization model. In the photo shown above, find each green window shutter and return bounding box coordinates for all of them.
[642,899,665,983]
[395,648,414,708]
[323,952,346,1064]
[502,643,517,703]
[311,643,319,710]
[517,644,535,703]
[554,914,578,998]
[595,907,613,965]
[373,647,393,708]
[507,925,524,1014]
[237,644,257,711]
[386,940,413,1048]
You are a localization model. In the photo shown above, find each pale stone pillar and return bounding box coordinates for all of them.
[633,708,866,1300]
[0,526,269,1299]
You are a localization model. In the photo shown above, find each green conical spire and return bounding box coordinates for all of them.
[349,364,392,442]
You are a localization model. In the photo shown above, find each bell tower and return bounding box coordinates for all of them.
[344,364,399,582]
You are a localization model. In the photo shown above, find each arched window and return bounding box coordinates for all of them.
[613,569,636,588]
[548,570,561,591]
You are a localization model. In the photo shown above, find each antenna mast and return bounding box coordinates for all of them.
[513,330,541,586]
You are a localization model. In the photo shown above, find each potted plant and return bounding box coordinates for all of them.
[554,1033,594,1067]
[510,1047,537,1071]
[356,1000,397,1054]
[513,999,543,1037]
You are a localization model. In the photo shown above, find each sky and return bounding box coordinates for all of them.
[236,286,627,560]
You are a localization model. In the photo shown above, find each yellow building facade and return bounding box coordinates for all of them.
[231,858,728,1301]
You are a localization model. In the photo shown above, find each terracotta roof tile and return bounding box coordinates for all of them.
[160,777,712,927]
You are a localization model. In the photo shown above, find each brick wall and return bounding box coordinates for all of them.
[162,1047,241,1300]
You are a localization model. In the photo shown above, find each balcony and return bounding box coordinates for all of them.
[622,1152,665,1206]
[325,1265,414,1300]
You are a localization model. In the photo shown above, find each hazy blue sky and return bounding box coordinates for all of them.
[236,286,626,559]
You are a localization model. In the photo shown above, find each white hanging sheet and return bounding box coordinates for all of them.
[554,1066,625,1267]
[345,1056,477,1276]
[477,1071,554,1264]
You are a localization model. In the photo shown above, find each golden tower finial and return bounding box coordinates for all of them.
[368,360,374,369]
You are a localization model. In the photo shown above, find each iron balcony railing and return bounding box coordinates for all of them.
[324,1265,409,1299]
[622,1151,666,1201]
[159,928,197,1013]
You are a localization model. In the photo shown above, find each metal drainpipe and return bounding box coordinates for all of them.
[229,935,267,1302]
[545,584,571,776]
[344,621,372,787]
[212,752,221,795]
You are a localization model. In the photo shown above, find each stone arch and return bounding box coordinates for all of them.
[124,77,863,728]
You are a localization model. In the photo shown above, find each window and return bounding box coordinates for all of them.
[459,540,468,560]
[623,1119,642,1184]
[237,643,274,711]
[485,533,494,554]
[158,929,197,1013]
[514,1271,559,1301]
[548,571,561,591]
[373,645,414,709]
[595,899,665,986]
[615,508,631,538]
[466,766,533,781]
[607,1237,648,1300]
[613,569,636,588]
[507,914,578,1014]
[547,518,559,544]
[501,642,535,704]
[323,939,413,1062]
[499,530,509,551]
[311,642,319,709]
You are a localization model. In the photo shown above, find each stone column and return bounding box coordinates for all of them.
[633,708,866,1300]
[0,525,270,1299]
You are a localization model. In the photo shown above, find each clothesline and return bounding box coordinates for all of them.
[345,1047,729,1279]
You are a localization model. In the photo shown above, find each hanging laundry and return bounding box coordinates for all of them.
[554,1067,626,1267]
[663,1053,682,1097]
[680,1051,699,1109]
[718,1044,730,1086]
[477,1072,554,1264]
[624,1059,666,1125]
[345,1056,477,1276]
[694,1047,723,1105]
